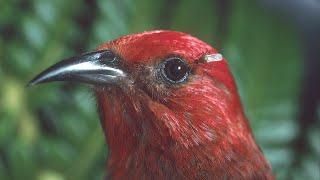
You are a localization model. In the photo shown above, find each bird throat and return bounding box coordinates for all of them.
[95,87,273,179]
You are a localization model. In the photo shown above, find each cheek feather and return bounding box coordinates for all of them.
[143,75,235,148]
[168,76,235,140]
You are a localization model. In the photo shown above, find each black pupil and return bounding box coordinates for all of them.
[163,58,189,82]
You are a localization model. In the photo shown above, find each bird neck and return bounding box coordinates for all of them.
[96,89,273,179]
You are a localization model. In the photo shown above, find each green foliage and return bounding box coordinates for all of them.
[0,0,318,179]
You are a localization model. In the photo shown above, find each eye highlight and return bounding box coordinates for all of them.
[159,57,190,84]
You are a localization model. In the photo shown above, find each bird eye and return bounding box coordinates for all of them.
[160,57,190,83]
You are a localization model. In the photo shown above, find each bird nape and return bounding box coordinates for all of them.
[28,30,274,179]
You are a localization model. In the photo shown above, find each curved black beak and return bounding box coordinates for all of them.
[27,50,126,87]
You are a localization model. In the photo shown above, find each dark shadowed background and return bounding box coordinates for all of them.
[0,0,319,179]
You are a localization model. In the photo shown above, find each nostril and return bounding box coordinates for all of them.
[99,50,117,62]
[99,50,118,63]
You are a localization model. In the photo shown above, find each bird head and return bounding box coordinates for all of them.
[29,30,272,179]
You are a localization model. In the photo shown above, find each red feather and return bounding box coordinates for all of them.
[95,30,274,179]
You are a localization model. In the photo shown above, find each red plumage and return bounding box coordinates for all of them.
[29,30,274,179]
[95,30,274,179]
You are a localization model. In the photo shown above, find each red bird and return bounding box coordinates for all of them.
[29,30,274,179]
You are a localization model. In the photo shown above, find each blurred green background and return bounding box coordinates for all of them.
[0,0,319,179]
